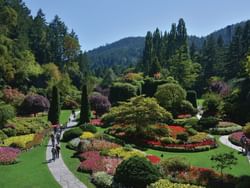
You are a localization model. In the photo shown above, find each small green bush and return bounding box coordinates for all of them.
[161,137,176,144]
[176,132,189,142]
[198,117,219,129]
[92,171,113,188]
[62,127,82,142]
[66,138,81,150]
[2,128,17,137]
[159,157,190,176]
[187,128,197,136]
[243,123,250,138]
[0,130,8,143]
[114,156,160,188]
[79,124,97,133]
[0,104,15,128]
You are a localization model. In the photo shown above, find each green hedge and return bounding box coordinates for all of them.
[209,125,242,135]
[62,127,82,142]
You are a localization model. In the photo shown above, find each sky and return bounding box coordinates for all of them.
[24,0,250,51]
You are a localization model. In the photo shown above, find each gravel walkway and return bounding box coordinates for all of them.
[46,112,87,188]
[219,135,250,163]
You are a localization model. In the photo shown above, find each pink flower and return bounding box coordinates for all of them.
[0,147,21,165]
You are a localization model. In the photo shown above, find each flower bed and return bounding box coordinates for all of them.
[146,155,161,164]
[78,151,122,175]
[229,131,250,146]
[168,125,186,138]
[90,119,103,126]
[209,121,242,135]
[78,139,120,152]
[0,147,21,165]
[145,139,216,152]
[148,179,204,188]
[1,134,35,149]
[104,147,146,159]
[80,132,95,139]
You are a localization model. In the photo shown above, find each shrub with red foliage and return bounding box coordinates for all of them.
[146,155,161,164]
[89,94,111,116]
[19,95,50,116]
[2,88,25,107]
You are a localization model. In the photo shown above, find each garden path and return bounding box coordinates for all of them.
[220,135,250,163]
[46,112,87,188]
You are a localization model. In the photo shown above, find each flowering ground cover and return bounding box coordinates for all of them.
[0,147,21,165]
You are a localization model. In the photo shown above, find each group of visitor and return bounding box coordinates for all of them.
[240,135,249,155]
[50,129,61,162]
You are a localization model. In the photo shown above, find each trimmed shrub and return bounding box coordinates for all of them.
[187,90,197,108]
[243,123,250,138]
[2,128,16,137]
[0,147,21,165]
[161,137,176,144]
[176,132,189,142]
[92,171,113,188]
[19,95,50,116]
[62,127,82,142]
[148,179,204,188]
[176,100,197,116]
[209,126,242,135]
[109,82,137,104]
[80,132,95,139]
[66,138,81,150]
[198,117,219,130]
[187,128,197,136]
[0,130,7,143]
[79,124,97,133]
[142,78,168,97]
[202,93,222,117]
[159,157,190,176]
[0,104,15,128]
[114,156,160,188]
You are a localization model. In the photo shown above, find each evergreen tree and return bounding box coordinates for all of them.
[142,32,154,75]
[153,28,162,63]
[48,85,60,124]
[101,68,116,88]
[176,18,188,48]
[80,84,90,124]
[149,56,161,77]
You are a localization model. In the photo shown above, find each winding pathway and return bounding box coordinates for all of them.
[219,135,250,163]
[46,112,87,188]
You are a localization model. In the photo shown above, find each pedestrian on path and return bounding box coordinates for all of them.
[51,147,56,161]
[51,134,55,147]
[240,135,247,153]
[56,144,61,159]
[56,132,60,144]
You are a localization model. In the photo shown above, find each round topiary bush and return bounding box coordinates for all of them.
[114,156,160,188]
[62,127,82,142]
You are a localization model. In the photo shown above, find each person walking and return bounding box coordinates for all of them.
[51,134,55,147]
[51,147,56,161]
[56,132,60,144]
[56,144,61,159]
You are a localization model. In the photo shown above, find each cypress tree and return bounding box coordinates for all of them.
[80,84,90,124]
[48,85,60,124]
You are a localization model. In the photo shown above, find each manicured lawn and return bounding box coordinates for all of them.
[60,110,72,125]
[61,142,95,188]
[197,99,204,107]
[145,137,250,176]
[0,138,60,188]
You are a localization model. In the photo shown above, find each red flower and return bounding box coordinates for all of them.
[146,155,161,164]
[168,125,186,137]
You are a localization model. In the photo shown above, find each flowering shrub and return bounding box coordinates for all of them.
[90,119,104,126]
[92,171,113,188]
[229,131,250,146]
[2,87,25,107]
[168,125,186,138]
[78,139,120,152]
[177,114,192,119]
[148,179,204,188]
[2,134,35,149]
[78,151,122,175]
[106,147,146,159]
[146,155,161,164]
[0,147,21,165]
[80,132,95,139]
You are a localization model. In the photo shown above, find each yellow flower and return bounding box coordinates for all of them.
[80,132,95,139]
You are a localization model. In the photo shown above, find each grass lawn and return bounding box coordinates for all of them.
[60,110,72,125]
[60,142,95,188]
[0,137,60,188]
[145,137,250,176]
[197,99,204,107]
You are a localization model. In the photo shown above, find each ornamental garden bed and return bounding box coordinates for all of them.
[105,124,217,152]
[228,131,250,146]
[209,121,242,135]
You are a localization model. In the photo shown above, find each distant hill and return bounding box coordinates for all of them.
[88,20,249,72]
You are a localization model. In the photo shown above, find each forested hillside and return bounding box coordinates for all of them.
[89,20,249,76]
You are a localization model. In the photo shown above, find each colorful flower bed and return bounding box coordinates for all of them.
[0,147,21,165]
[80,132,95,139]
[1,134,35,149]
[90,118,103,126]
[209,121,242,135]
[78,139,120,152]
[78,151,122,175]
[148,179,204,188]
[146,155,161,164]
[168,125,186,138]
[229,131,250,146]
[105,147,146,159]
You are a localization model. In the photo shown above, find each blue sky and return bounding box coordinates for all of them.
[24,0,250,51]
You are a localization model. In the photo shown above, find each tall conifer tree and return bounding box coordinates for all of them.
[80,84,90,124]
[48,85,60,124]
